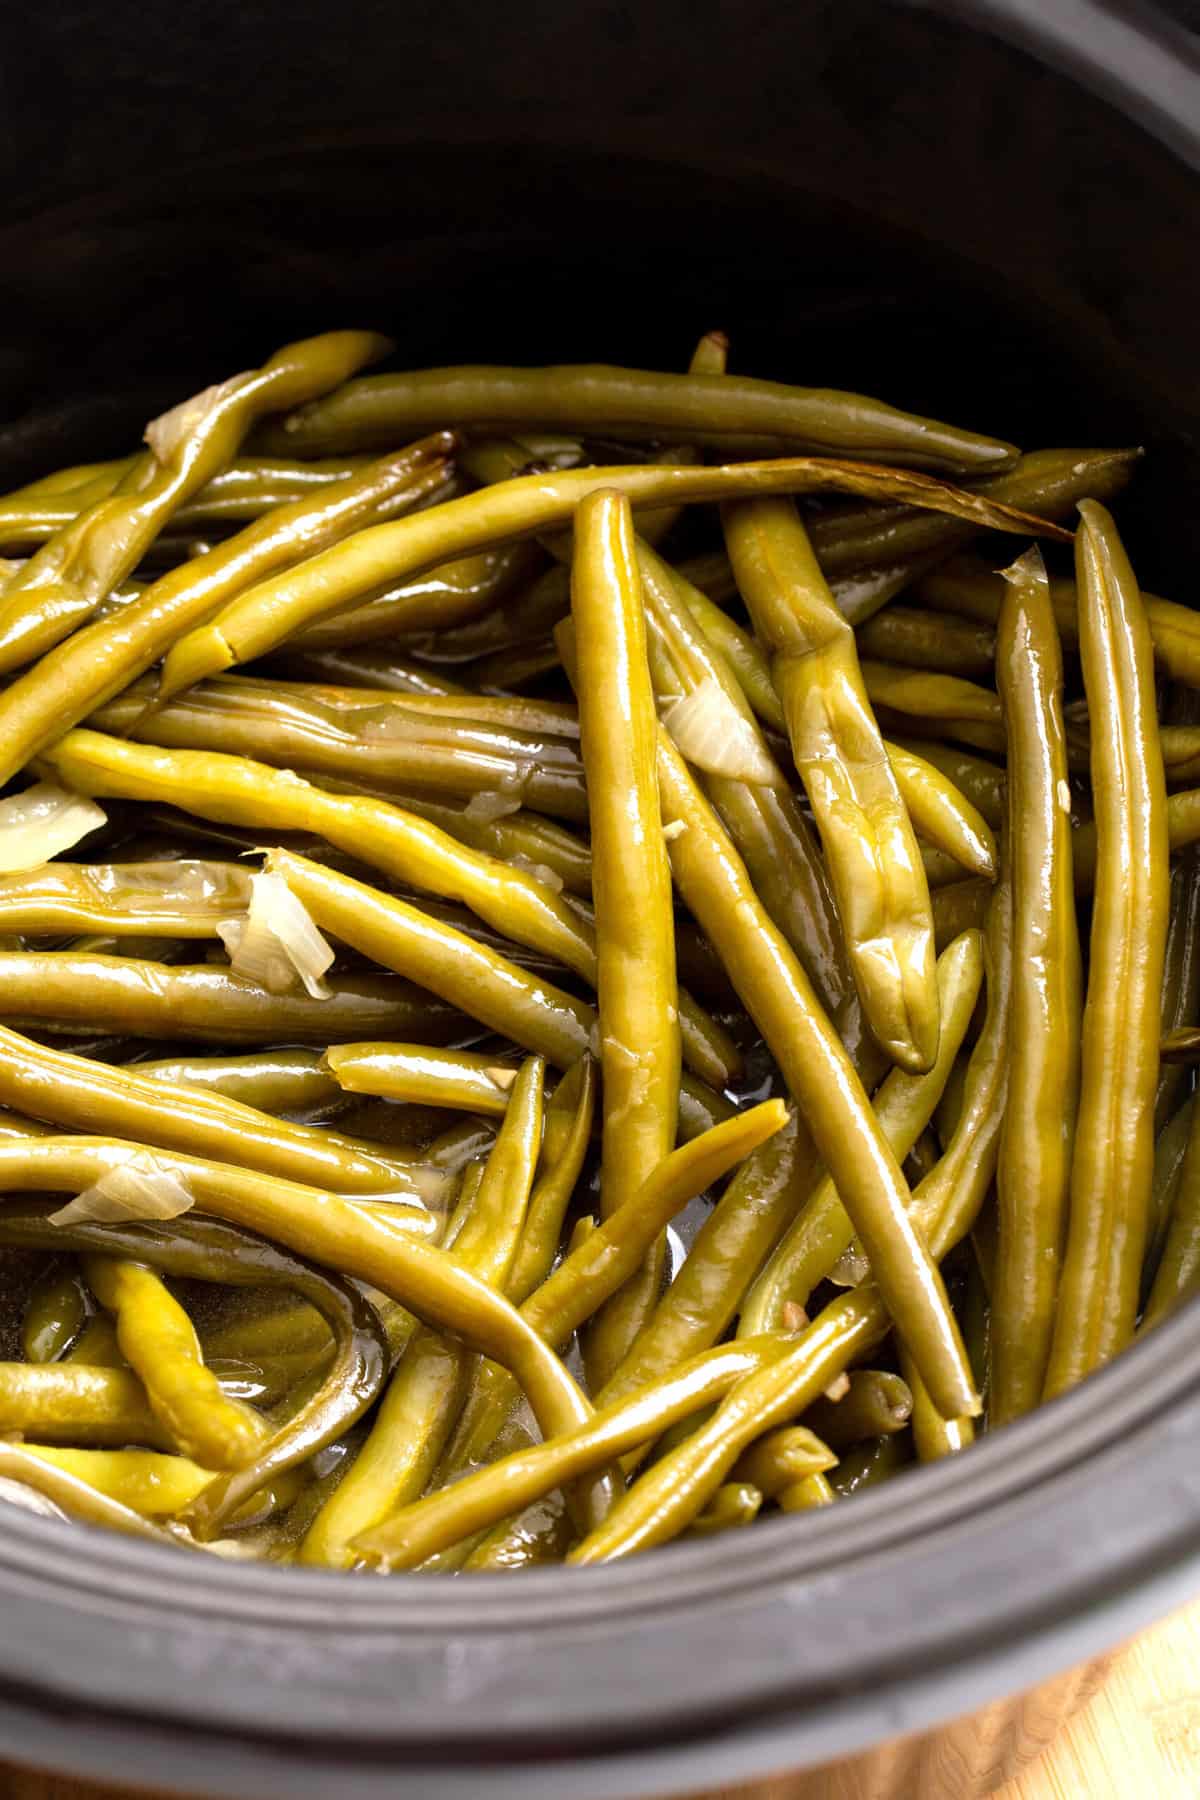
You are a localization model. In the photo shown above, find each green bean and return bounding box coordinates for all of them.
[0,455,378,547]
[594,1113,813,1410]
[293,545,544,651]
[1146,1097,1195,1282]
[502,1057,595,1306]
[826,1433,912,1497]
[0,429,454,797]
[0,1440,194,1548]
[652,724,976,1418]
[0,1139,594,1455]
[687,1482,762,1535]
[807,447,1137,578]
[0,950,463,1047]
[857,607,996,679]
[917,552,1200,690]
[93,680,589,825]
[15,1443,300,1522]
[892,738,1005,830]
[262,680,580,739]
[62,1316,125,1368]
[898,1346,975,1461]
[22,1261,90,1362]
[738,930,983,1339]
[462,1494,573,1570]
[722,497,938,1072]
[570,492,681,1381]
[931,877,993,951]
[1044,505,1169,1395]
[133,1049,340,1117]
[777,1472,836,1510]
[84,1257,270,1471]
[438,1099,789,1474]
[45,729,596,980]
[886,742,997,881]
[1143,1095,1200,1327]
[0,1361,168,1447]
[355,1336,793,1569]
[323,1043,519,1115]
[802,1370,914,1449]
[1074,789,1200,895]
[862,661,1001,731]
[637,537,869,1071]
[264,844,594,1063]
[263,647,470,697]
[256,361,1016,467]
[991,550,1082,1424]
[0,1023,435,1201]
[156,456,1066,698]
[729,1426,837,1496]
[561,874,1011,1560]
[299,1058,545,1567]
[0,859,251,939]
[0,332,395,674]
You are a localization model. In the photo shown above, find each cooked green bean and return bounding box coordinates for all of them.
[299,1058,545,1568]
[1143,1096,1200,1328]
[857,607,996,679]
[93,680,589,824]
[0,1024,434,1201]
[264,647,471,697]
[738,931,982,1337]
[917,552,1200,690]
[898,1346,975,1461]
[570,491,681,1381]
[0,1440,194,1547]
[355,1337,793,1569]
[157,456,1066,698]
[436,1100,789,1475]
[637,536,870,1072]
[652,725,976,1418]
[0,951,464,1046]
[1146,1097,1195,1284]
[931,877,993,950]
[885,742,997,881]
[45,729,596,979]
[0,333,396,674]
[802,1369,914,1449]
[892,738,1005,830]
[777,1472,836,1511]
[991,550,1081,1424]
[256,361,1016,467]
[593,1112,813,1411]
[807,446,1137,578]
[826,1433,912,1497]
[83,1257,270,1471]
[323,1043,520,1115]
[294,545,544,651]
[722,496,938,1072]
[0,1139,594,1455]
[0,859,252,938]
[1045,504,1169,1397]
[687,1482,762,1535]
[0,1361,168,1447]
[729,1426,837,1496]
[22,1261,90,1363]
[0,430,454,796]
[133,1049,340,1117]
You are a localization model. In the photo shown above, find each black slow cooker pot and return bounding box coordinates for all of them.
[1,2,1200,1795]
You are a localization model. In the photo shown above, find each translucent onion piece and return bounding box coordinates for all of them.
[217,870,334,999]
[664,680,777,784]
[50,1158,195,1227]
[0,782,107,874]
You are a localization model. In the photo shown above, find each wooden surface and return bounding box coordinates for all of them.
[5,1595,1200,1799]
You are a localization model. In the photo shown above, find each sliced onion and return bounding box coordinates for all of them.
[507,854,564,894]
[664,680,777,784]
[217,870,334,999]
[465,789,524,821]
[50,1158,195,1227]
[0,782,107,874]
[145,372,255,465]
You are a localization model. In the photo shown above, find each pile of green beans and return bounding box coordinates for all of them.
[0,330,1181,1573]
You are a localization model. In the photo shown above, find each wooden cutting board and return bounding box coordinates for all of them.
[5,1595,1200,1799]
